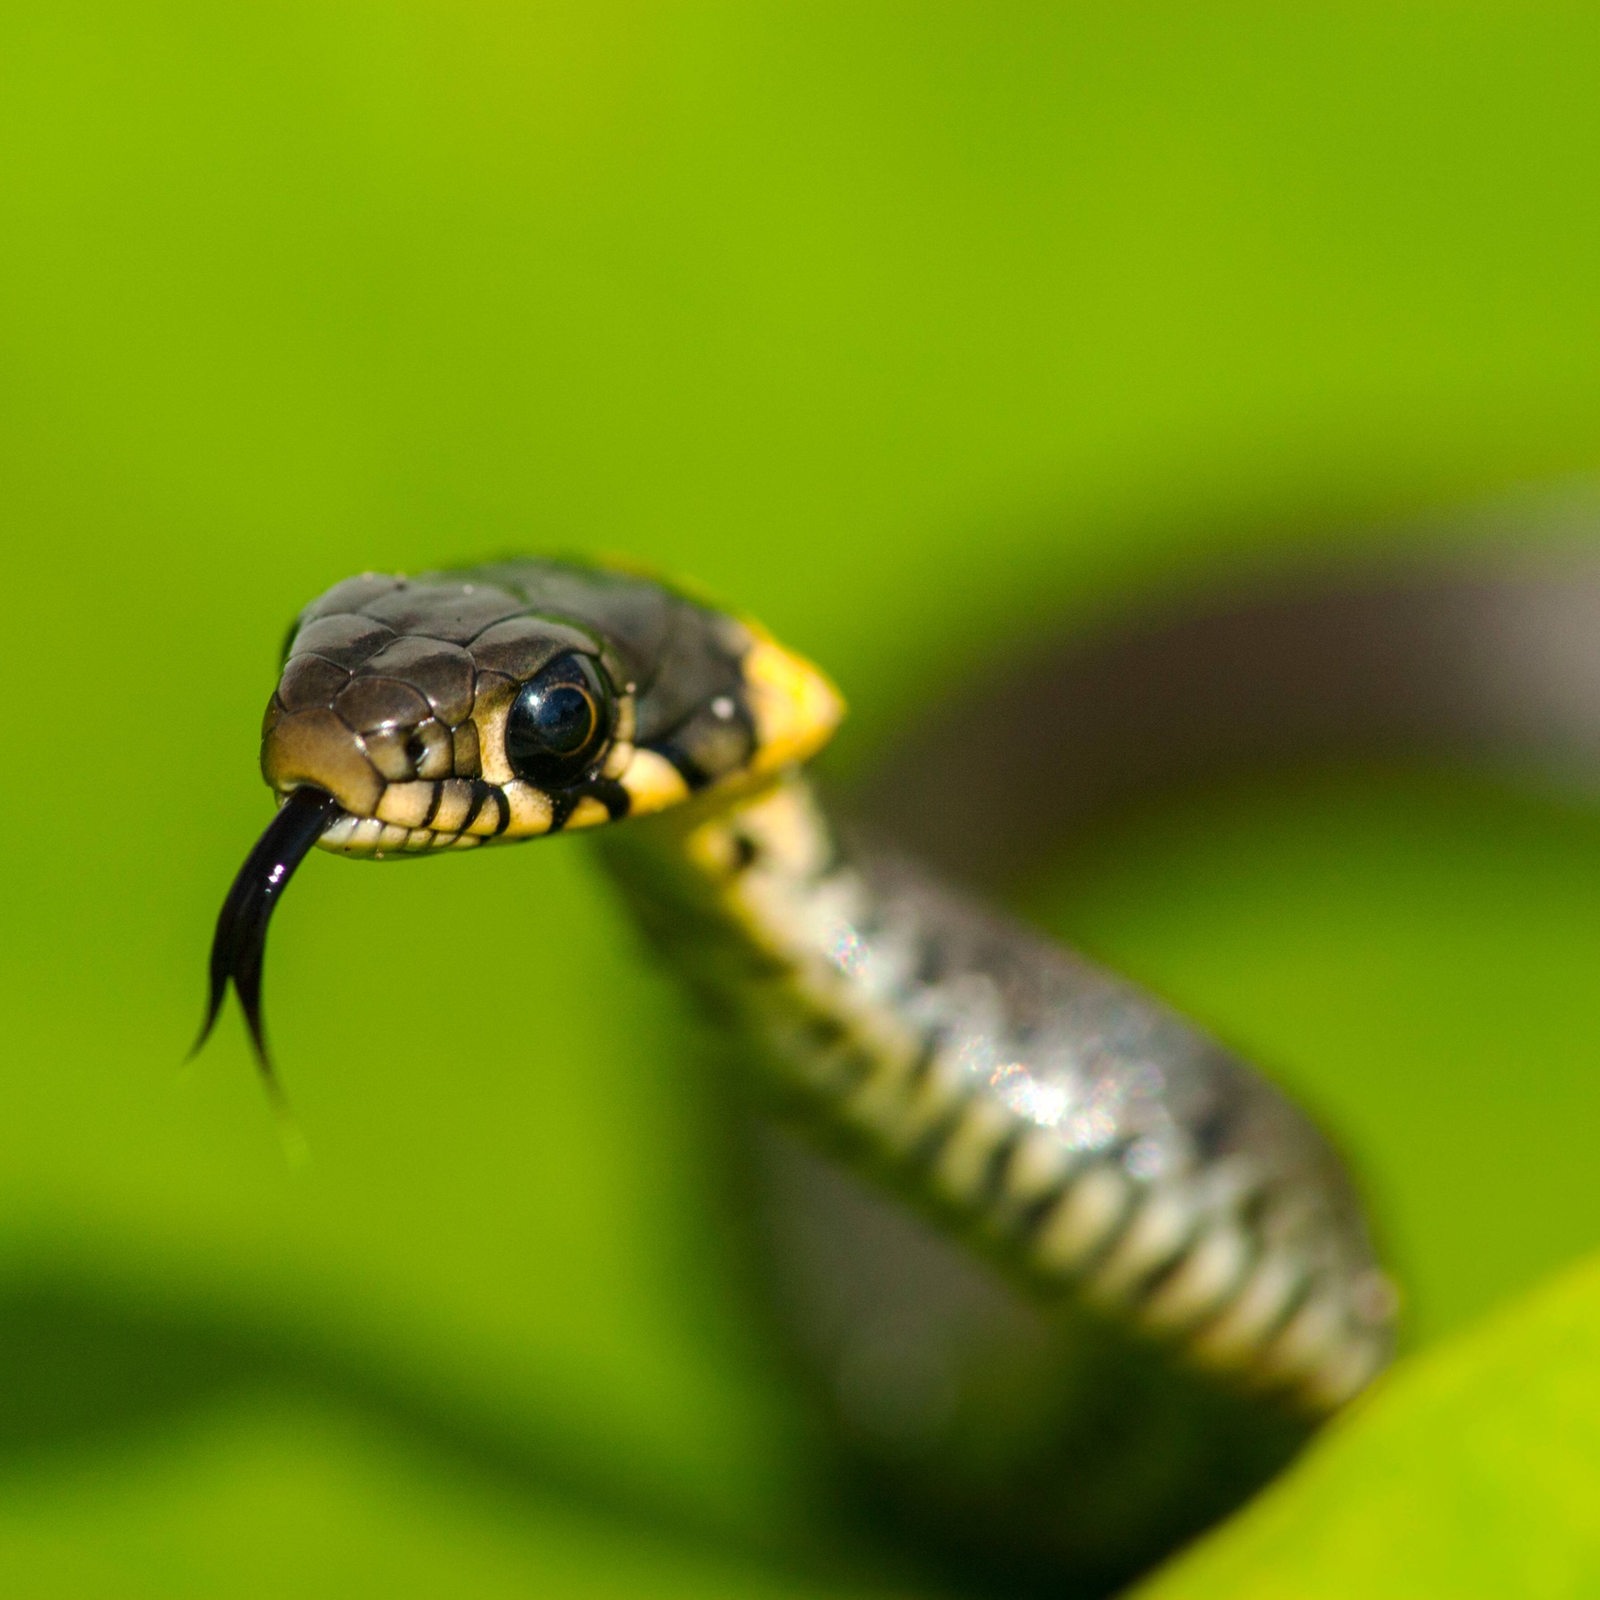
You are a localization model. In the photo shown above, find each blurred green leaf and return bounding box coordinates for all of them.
[0,1397,908,1600]
[1136,1251,1600,1599]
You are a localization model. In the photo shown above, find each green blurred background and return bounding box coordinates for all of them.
[5,4,1600,1594]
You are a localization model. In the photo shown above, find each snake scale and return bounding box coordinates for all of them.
[200,555,1422,1595]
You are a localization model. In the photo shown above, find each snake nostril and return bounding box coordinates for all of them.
[409,720,455,780]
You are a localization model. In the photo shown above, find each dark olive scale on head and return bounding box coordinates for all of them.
[505,652,614,787]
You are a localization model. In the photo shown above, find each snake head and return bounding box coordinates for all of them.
[262,561,843,854]
[200,559,842,1072]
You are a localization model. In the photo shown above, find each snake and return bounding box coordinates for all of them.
[198,555,1415,1595]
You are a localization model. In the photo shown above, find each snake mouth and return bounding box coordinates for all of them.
[194,785,340,1085]
[313,777,512,855]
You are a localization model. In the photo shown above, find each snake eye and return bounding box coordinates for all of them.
[505,652,613,788]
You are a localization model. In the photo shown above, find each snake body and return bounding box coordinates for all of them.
[204,557,1396,1592]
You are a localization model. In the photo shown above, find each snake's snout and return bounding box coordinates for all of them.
[262,705,384,818]
[263,635,479,820]
[260,698,502,856]
[263,598,502,854]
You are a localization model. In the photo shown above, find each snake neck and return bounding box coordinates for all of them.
[594,771,924,1112]
[594,768,1393,1415]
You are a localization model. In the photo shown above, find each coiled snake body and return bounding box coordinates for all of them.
[202,558,1400,1593]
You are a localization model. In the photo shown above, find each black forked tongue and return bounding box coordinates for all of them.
[193,786,339,1103]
